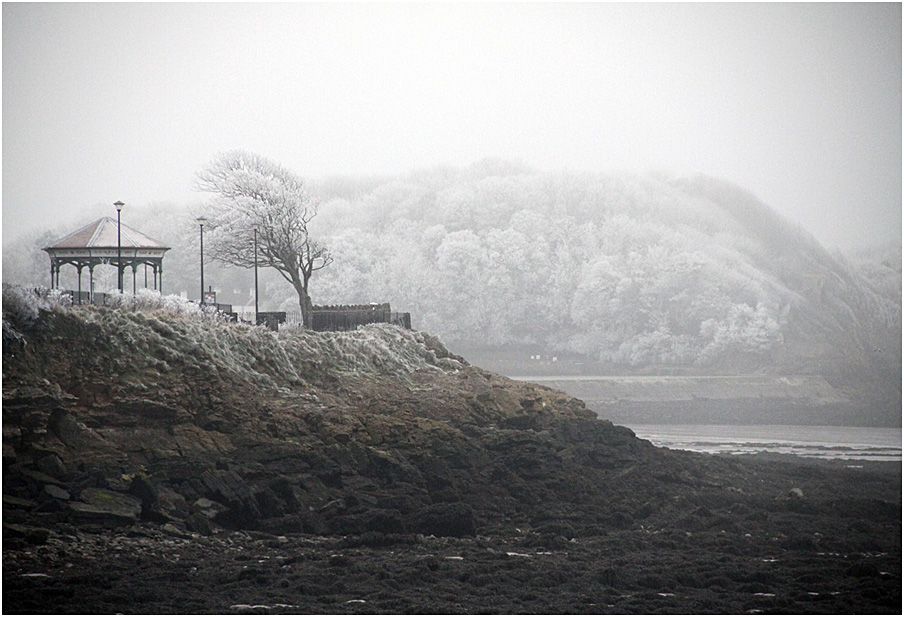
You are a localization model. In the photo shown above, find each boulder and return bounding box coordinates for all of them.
[128,474,159,507]
[195,469,265,527]
[48,410,108,450]
[2,441,17,465]
[126,483,190,523]
[3,523,50,545]
[3,494,37,509]
[69,488,142,525]
[36,454,67,479]
[192,497,228,519]
[186,512,215,536]
[43,484,70,501]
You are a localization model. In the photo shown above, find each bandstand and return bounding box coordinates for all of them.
[43,217,170,301]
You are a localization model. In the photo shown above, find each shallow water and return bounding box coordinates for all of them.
[628,424,902,461]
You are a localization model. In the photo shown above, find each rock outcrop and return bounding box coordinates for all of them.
[3,301,671,538]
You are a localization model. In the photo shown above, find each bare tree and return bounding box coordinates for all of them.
[195,151,332,328]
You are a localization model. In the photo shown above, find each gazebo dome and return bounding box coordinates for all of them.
[45,216,169,251]
[43,217,170,298]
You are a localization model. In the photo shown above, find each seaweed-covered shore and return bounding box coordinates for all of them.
[4,458,901,614]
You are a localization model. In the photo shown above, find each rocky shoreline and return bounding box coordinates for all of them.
[3,454,900,614]
[2,299,901,613]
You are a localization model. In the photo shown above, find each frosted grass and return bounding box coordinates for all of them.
[3,285,462,390]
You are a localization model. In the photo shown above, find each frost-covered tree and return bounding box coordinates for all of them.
[195,151,332,328]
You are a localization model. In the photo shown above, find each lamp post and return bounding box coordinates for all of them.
[253,227,259,317]
[197,217,207,304]
[114,201,124,292]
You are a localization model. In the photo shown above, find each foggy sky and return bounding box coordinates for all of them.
[3,3,901,250]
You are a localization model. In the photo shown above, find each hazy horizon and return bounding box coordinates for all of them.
[3,3,901,251]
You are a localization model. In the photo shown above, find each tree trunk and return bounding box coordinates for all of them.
[299,289,314,330]
[288,273,313,330]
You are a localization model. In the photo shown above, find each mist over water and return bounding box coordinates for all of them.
[631,424,903,462]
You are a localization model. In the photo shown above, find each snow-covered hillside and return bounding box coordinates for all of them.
[3,163,899,381]
[309,164,900,377]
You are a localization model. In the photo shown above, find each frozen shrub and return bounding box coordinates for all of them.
[103,289,227,322]
[3,283,461,389]
[2,284,70,330]
[281,323,464,376]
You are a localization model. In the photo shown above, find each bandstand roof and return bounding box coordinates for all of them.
[44,217,169,251]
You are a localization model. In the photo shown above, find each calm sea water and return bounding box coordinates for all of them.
[628,424,902,462]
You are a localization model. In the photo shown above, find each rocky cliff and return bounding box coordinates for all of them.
[2,289,674,537]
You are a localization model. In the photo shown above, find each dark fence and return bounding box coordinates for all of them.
[312,303,389,332]
[308,304,411,332]
[389,312,411,329]
[256,312,287,331]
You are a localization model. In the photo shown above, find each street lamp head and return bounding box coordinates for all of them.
[196,216,208,226]
[114,201,124,212]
